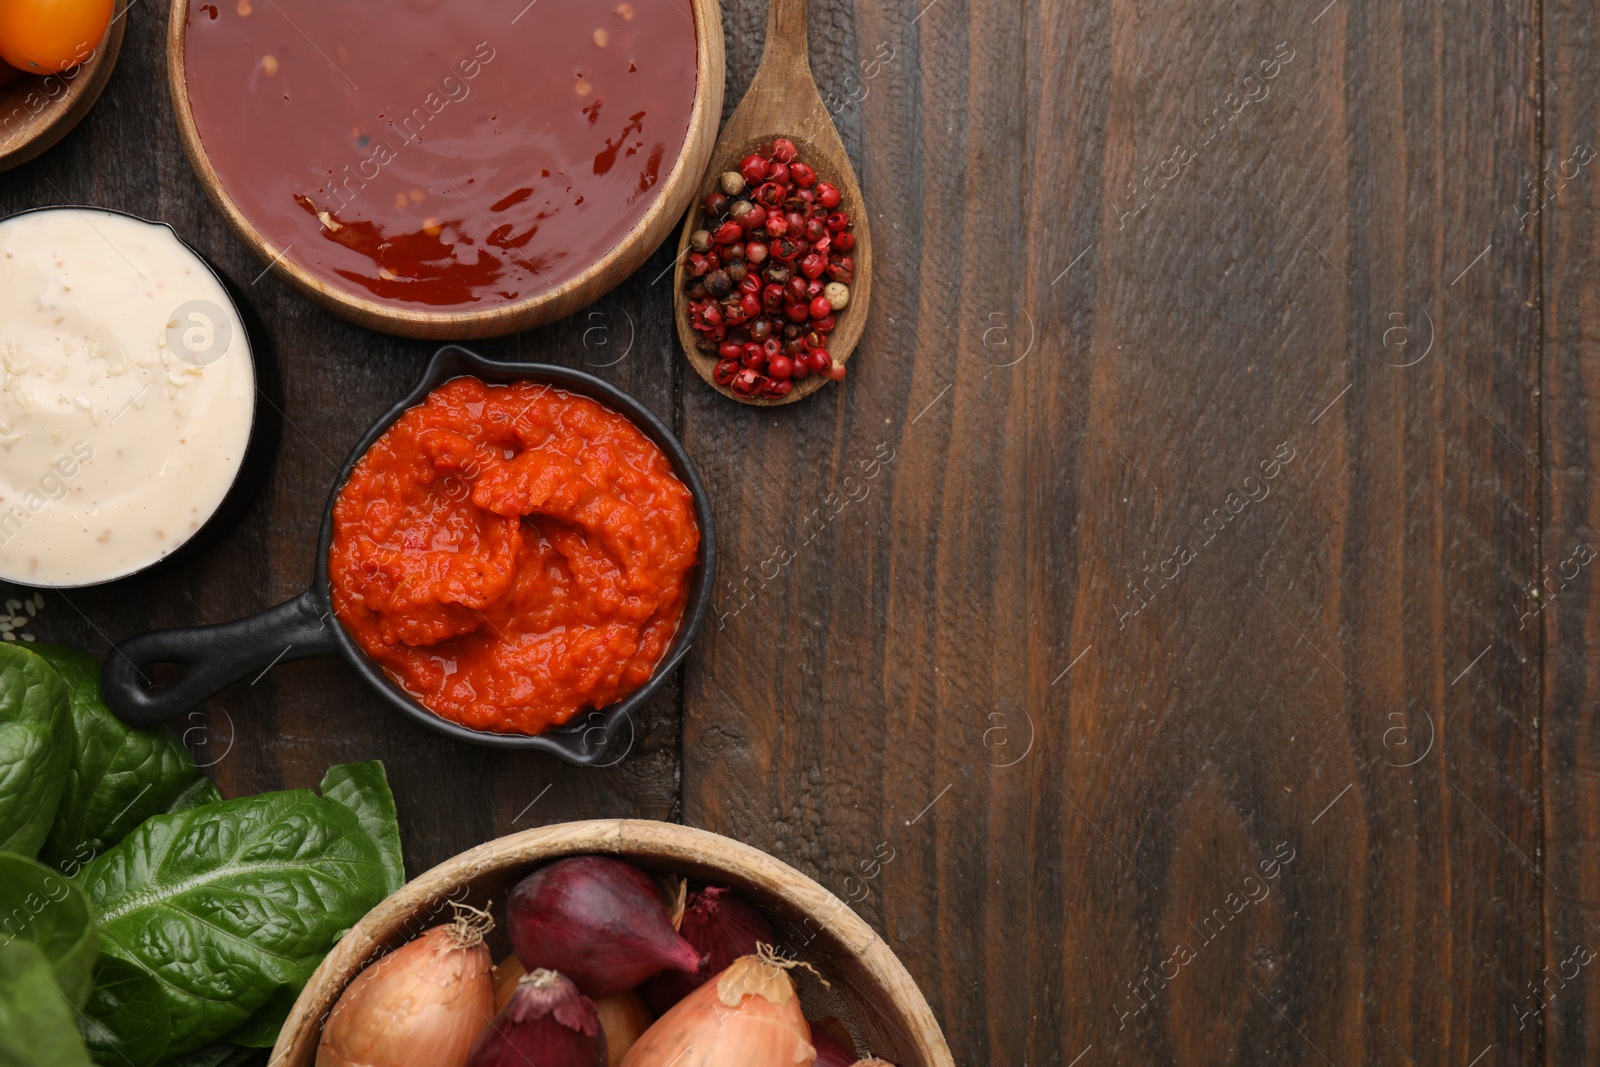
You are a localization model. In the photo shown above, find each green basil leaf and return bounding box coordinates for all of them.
[218,985,297,1048]
[320,761,405,895]
[0,644,72,859]
[76,790,390,1063]
[32,645,205,874]
[78,956,169,1067]
[0,940,95,1067]
[164,777,223,814]
[0,852,96,1008]
[202,763,405,1051]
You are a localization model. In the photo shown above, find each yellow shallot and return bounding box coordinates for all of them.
[621,946,819,1067]
[593,989,654,1067]
[317,905,496,1067]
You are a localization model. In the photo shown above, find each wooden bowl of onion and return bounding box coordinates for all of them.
[272,819,954,1067]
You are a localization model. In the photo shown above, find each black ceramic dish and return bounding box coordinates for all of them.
[0,206,280,587]
[101,345,716,765]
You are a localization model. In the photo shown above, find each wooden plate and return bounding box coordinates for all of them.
[271,819,956,1066]
[0,1,128,173]
[166,0,724,339]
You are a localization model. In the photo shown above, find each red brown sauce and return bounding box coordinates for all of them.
[182,0,697,309]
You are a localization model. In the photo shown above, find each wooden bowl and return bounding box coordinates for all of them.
[166,1,725,339]
[0,0,127,173]
[270,819,955,1067]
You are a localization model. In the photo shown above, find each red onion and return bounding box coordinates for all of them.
[810,1018,858,1067]
[508,856,703,998]
[643,885,777,1013]
[467,969,606,1067]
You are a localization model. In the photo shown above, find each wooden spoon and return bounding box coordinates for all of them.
[0,0,127,174]
[673,0,873,406]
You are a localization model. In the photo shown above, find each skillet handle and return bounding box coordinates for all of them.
[101,590,342,725]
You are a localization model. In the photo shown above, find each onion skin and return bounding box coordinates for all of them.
[643,886,777,1013]
[508,856,703,998]
[620,955,816,1067]
[317,923,495,1067]
[467,969,607,1067]
[594,990,653,1067]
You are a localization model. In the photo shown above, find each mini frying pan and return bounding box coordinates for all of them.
[100,345,716,766]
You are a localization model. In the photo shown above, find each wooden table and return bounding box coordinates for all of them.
[5,0,1597,1062]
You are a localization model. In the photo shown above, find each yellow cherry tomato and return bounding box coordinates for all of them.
[0,0,114,74]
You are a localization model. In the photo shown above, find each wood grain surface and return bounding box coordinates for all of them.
[1541,0,1600,1062]
[0,0,1591,1062]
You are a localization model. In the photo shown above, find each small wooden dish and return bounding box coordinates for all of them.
[674,0,872,406]
[166,0,724,339]
[270,819,955,1066]
[0,1,127,173]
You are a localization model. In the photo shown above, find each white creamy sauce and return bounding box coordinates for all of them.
[0,209,255,586]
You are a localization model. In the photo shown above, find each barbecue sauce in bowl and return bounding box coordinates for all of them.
[182,0,697,309]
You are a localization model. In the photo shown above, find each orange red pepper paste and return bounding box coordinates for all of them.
[329,377,699,735]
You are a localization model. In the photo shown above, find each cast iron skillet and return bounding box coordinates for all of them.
[100,345,716,766]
